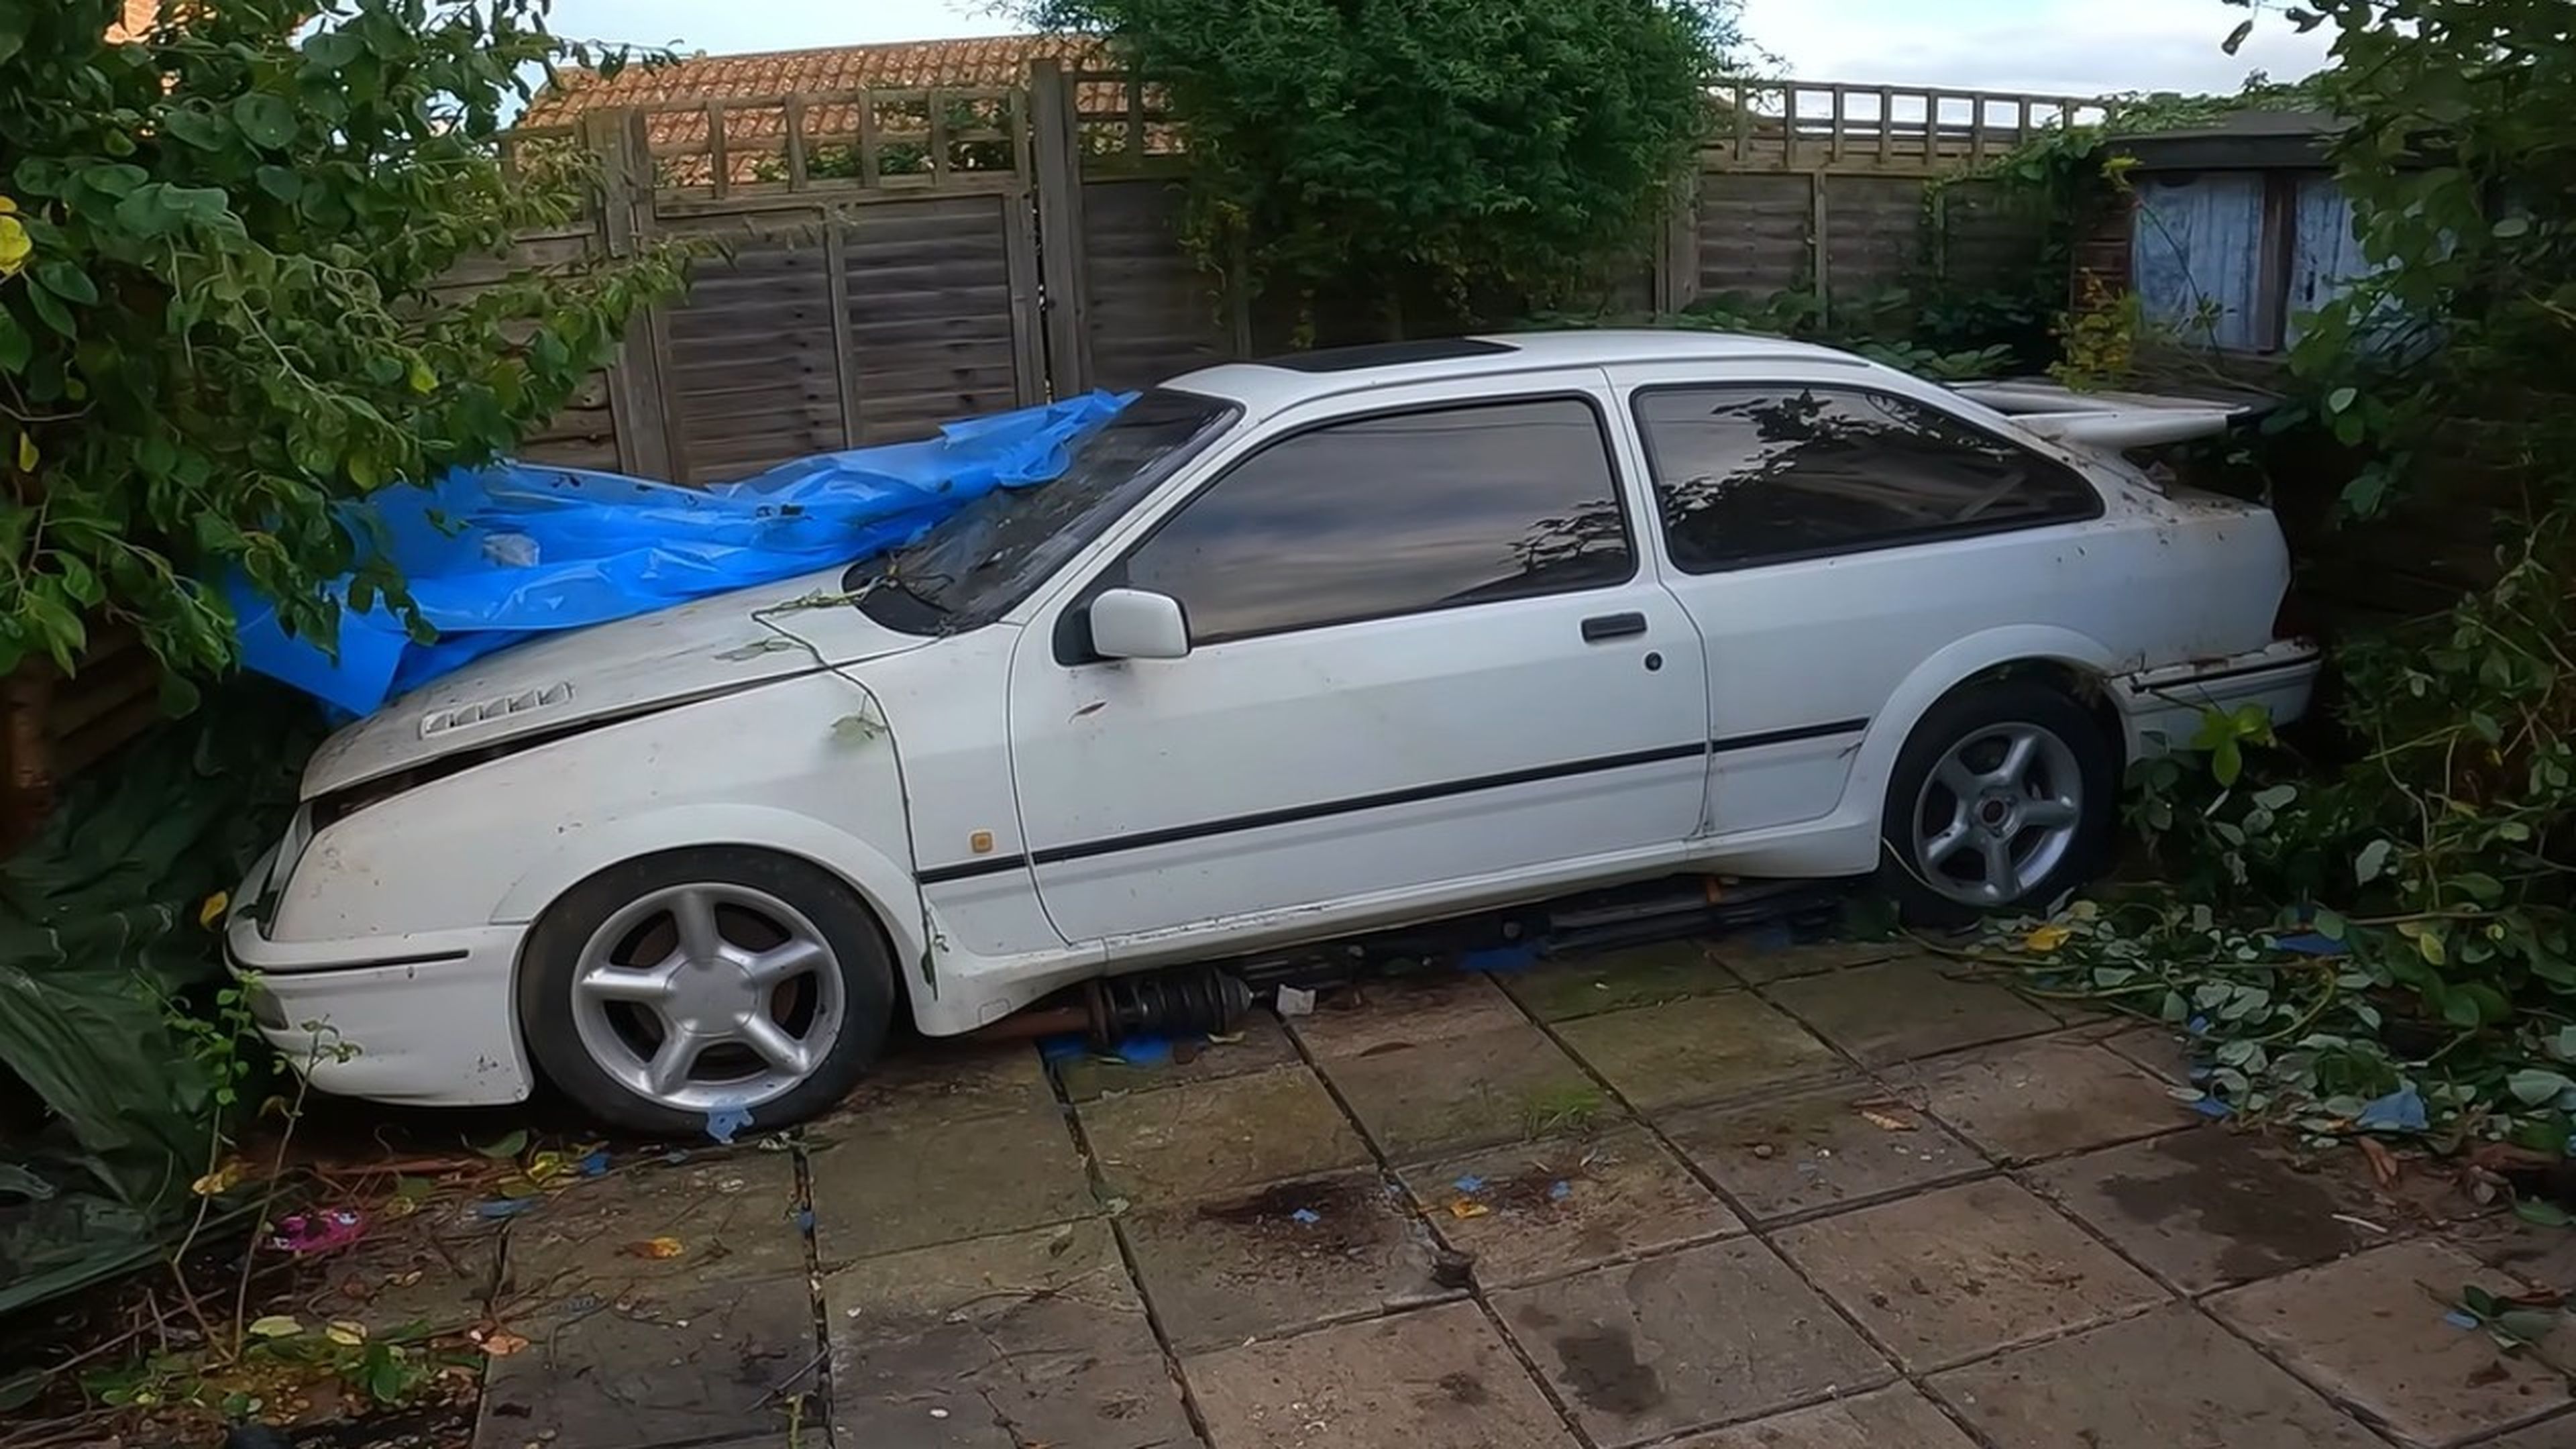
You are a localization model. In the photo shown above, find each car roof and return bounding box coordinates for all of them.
[1165,329,1879,417]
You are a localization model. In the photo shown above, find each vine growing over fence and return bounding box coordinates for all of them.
[0,1,685,690]
[1022,0,1737,339]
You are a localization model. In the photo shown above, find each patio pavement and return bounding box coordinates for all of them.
[466,935,2575,1449]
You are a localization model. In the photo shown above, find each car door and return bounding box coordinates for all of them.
[1609,366,2111,838]
[1004,380,1709,945]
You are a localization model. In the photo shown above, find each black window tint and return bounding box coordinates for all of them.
[1635,386,2100,571]
[1124,398,1632,641]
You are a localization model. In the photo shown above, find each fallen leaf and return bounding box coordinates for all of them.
[2468,1360,2512,1387]
[2023,923,2073,953]
[475,1129,529,1161]
[1447,1199,1491,1220]
[247,1315,305,1340]
[325,1320,367,1346]
[2357,1136,2401,1189]
[477,1329,529,1358]
[192,1159,252,1197]
[621,1236,685,1259]
[1857,1109,1918,1133]
[198,892,230,928]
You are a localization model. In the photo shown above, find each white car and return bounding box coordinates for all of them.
[227,331,2318,1131]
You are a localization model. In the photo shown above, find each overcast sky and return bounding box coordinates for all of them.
[537,0,2332,97]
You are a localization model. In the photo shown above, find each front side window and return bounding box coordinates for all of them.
[1633,384,2101,572]
[1118,396,1633,643]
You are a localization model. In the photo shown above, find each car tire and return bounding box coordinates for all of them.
[1876,678,2118,926]
[518,847,896,1135]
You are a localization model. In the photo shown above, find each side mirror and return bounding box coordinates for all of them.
[1087,588,1191,661]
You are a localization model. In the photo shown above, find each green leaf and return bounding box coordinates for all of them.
[2312,908,2347,941]
[2508,1069,2573,1106]
[256,165,303,202]
[2496,1308,2561,1344]
[2356,840,2392,884]
[475,1128,529,1160]
[2496,215,2532,239]
[32,262,97,307]
[2211,736,2243,787]
[2516,1199,2572,1228]
[2326,386,2358,415]
[24,285,72,340]
[2553,1025,2576,1061]
[162,105,230,151]
[0,311,27,372]
[233,93,299,150]
[2252,784,2298,810]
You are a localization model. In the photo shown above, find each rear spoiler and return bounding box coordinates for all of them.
[1952,380,2269,452]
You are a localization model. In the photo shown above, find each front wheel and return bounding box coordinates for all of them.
[1876,679,2117,925]
[519,847,896,1134]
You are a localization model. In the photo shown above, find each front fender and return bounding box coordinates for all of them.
[490,802,928,975]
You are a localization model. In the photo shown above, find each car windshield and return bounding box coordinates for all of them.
[846,388,1238,635]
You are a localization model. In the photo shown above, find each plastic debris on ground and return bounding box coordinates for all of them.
[1458,942,1542,974]
[234,392,1132,714]
[267,1208,366,1256]
[704,1106,754,1144]
[2355,1085,2429,1134]
[1275,985,1317,1018]
[1289,1208,1322,1225]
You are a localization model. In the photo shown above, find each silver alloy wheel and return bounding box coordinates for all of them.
[1910,721,2085,908]
[567,882,845,1113]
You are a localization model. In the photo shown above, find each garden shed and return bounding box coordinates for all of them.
[2102,109,2368,358]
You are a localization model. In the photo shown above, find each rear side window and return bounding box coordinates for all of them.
[1120,396,1633,642]
[1633,384,2100,572]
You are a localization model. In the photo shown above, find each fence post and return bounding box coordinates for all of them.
[1031,60,1094,396]
[1809,172,1831,327]
[1656,170,1701,316]
[588,110,676,481]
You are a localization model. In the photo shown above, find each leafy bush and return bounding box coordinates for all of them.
[1023,0,1736,337]
[0,1,684,687]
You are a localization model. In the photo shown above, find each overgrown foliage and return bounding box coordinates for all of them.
[1023,0,1735,338]
[1982,1,2576,1162]
[0,1,684,688]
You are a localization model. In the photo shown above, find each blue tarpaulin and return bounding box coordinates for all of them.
[236,392,1132,714]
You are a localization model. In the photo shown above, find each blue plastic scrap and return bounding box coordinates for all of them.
[703,1105,753,1144]
[235,392,1134,714]
[1289,1208,1322,1225]
[2355,1085,2428,1134]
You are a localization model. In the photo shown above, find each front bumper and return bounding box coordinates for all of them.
[2112,639,2323,757]
[225,852,535,1107]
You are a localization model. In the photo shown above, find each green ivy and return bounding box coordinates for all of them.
[0,1,686,688]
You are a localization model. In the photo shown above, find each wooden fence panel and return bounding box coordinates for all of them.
[843,192,1040,442]
[1697,172,1815,298]
[1077,177,1232,392]
[655,215,849,482]
[1821,176,1934,300]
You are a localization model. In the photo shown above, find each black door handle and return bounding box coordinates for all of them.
[1581,612,1648,643]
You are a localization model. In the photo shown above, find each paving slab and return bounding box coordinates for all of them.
[1927,1304,2381,1448]
[1055,1010,1305,1102]
[499,1150,805,1313]
[823,1220,1193,1449]
[2030,1128,2384,1293]
[828,1037,1056,1127]
[804,1102,1094,1263]
[1400,1126,1743,1287]
[1493,1238,1892,1446]
[1184,1298,1576,1449]
[1320,1022,1613,1160]
[476,1272,812,1449]
[298,1216,502,1336]
[1764,956,2057,1067]
[1674,1385,1977,1448]
[2482,1414,2576,1448]
[1501,941,1735,1022]
[2096,1023,2196,1085]
[1772,1177,2167,1372]
[1715,936,1907,987]
[1292,972,1525,1060]
[1554,993,1843,1113]
[2209,1238,2575,1447]
[1079,1062,1371,1203]
[2453,1214,2576,1295]
[1660,1076,1986,1224]
[1118,1170,1438,1352]
[1903,1034,2190,1162]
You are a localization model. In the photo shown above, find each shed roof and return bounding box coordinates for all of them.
[521,33,1104,126]
[2108,109,2348,170]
